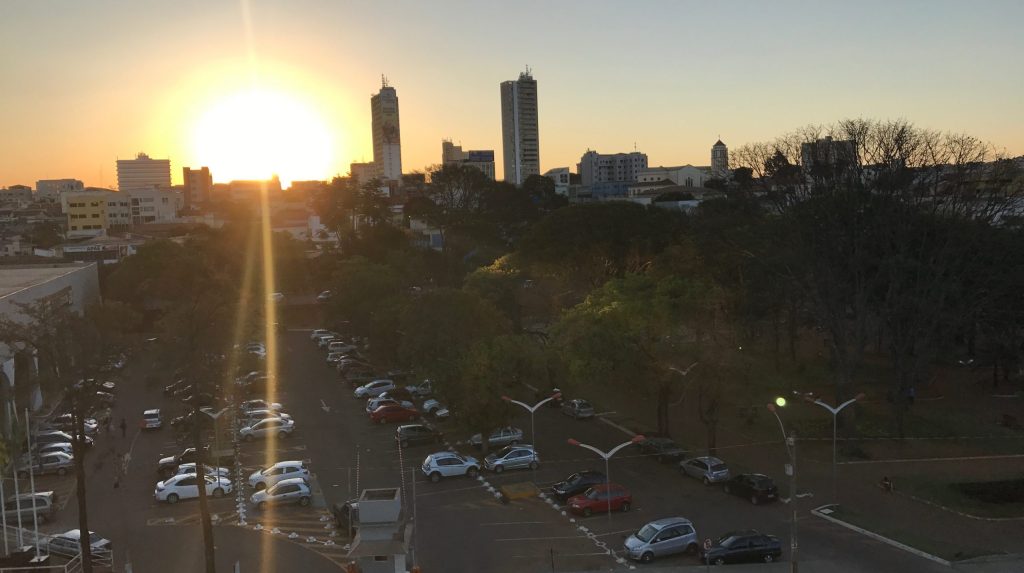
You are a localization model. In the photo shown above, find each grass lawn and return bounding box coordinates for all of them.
[824,505,994,561]
[901,477,1024,519]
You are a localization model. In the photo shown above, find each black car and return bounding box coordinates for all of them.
[701,531,782,565]
[638,436,688,463]
[395,424,443,447]
[157,447,208,477]
[331,499,359,532]
[170,411,213,431]
[551,470,606,502]
[724,473,779,504]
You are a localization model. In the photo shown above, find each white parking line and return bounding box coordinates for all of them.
[479,521,548,526]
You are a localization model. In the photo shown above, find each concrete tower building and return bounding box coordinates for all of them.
[711,139,729,179]
[117,152,171,191]
[500,68,539,186]
[182,166,212,207]
[371,77,403,182]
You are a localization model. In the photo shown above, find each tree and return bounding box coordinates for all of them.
[522,174,568,211]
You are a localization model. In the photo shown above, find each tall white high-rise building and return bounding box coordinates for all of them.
[371,77,402,182]
[117,152,171,191]
[711,139,729,179]
[500,69,539,186]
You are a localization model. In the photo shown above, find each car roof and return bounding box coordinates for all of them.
[270,460,305,469]
[274,477,309,487]
[429,451,462,460]
[690,456,725,464]
[58,529,83,540]
[9,491,54,501]
[645,516,692,529]
[144,409,160,415]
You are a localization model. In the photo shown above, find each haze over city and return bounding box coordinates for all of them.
[2,0,1022,187]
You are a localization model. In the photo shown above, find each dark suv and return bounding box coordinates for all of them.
[395,424,443,447]
[551,470,606,502]
[638,436,687,463]
[701,530,782,565]
[723,473,779,504]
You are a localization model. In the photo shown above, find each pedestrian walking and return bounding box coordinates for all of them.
[119,417,127,438]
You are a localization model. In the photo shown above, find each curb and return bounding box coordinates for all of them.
[811,504,951,567]
[893,490,1024,522]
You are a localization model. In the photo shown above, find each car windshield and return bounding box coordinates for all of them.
[584,488,599,500]
[718,534,739,547]
[635,524,660,542]
[711,463,728,472]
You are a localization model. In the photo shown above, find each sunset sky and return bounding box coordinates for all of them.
[1,0,1022,188]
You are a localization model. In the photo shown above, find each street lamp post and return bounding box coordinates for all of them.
[802,393,865,504]
[767,399,798,573]
[501,392,562,448]
[567,435,645,523]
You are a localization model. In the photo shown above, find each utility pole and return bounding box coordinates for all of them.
[788,431,799,573]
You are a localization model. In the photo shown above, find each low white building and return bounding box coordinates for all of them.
[635,165,713,189]
[543,167,572,196]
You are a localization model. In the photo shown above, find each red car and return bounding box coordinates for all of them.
[370,404,419,424]
[567,483,632,516]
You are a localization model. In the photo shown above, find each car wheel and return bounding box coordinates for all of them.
[258,501,267,511]
[167,493,179,504]
[685,543,698,555]
[279,431,288,439]
[715,557,725,566]
[763,554,774,563]
[621,501,630,512]
[640,552,654,564]
[299,496,310,507]
[750,495,759,505]
[213,488,224,498]
[255,482,266,491]
[57,467,68,476]
[582,507,592,517]
[467,467,478,478]
[529,461,539,470]
[703,476,711,486]
[244,434,254,442]
[494,465,504,474]
[430,472,441,483]
[510,439,518,446]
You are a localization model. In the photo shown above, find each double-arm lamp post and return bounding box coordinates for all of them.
[567,435,645,523]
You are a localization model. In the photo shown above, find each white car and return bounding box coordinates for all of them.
[421,452,480,482]
[406,380,433,398]
[327,341,357,354]
[354,380,396,399]
[34,442,74,457]
[244,409,293,425]
[245,343,267,359]
[270,293,285,303]
[239,417,295,441]
[48,529,111,558]
[175,463,231,479]
[240,399,282,415]
[250,477,311,510]
[326,351,348,365]
[142,409,162,430]
[310,328,333,341]
[154,473,232,504]
[421,399,449,419]
[365,397,414,414]
[316,334,338,348]
[249,461,310,490]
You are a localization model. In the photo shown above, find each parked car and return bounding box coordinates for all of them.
[551,470,607,502]
[240,399,282,415]
[701,530,783,565]
[638,436,688,463]
[239,417,295,441]
[344,372,376,387]
[157,447,209,478]
[378,388,415,402]
[484,445,539,473]
[421,399,450,419]
[310,328,333,341]
[170,411,213,432]
[250,477,311,510]
[270,292,284,303]
[369,404,419,424]
[48,529,111,559]
[2,491,56,524]
[35,442,74,457]
[18,452,74,478]
[327,341,357,354]
[35,431,92,448]
[142,409,163,430]
[49,414,98,435]
[163,379,189,396]
[155,473,232,504]
[395,424,443,447]
[421,452,480,482]
[93,391,115,407]
[567,483,632,517]
[317,290,332,303]
[624,517,699,563]
[405,379,433,398]
[315,333,339,348]
[245,342,267,359]
[679,456,731,485]
[330,499,359,531]
[244,409,293,425]
[74,378,116,393]
[175,463,231,479]
[365,396,414,414]
[562,399,595,419]
[354,380,396,399]
[326,352,348,365]
[724,473,779,504]
[469,426,523,449]
[249,461,310,491]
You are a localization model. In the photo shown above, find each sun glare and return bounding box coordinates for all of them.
[190,88,333,186]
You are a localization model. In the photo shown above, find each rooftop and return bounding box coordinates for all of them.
[0,263,95,300]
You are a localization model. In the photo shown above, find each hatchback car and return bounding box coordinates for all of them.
[638,436,688,464]
[142,409,163,430]
[624,517,699,563]
[48,529,111,558]
[395,424,443,447]
[724,473,779,504]
[310,328,333,341]
[251,477,311,510]
[469,426,523,449]
[249,460,311,490]
[679,456,731,485]
[354,379,396,398]
[3,491,56,524]
[562,399,596,419]
[35,442,75,457]
[155,473,232,504]
[175,463,231,479]
[239,417,295,441]
[701,530,783,565]
[421,399,450,419]
[551,470,606,501]
[369,404,419,424]
[366,396,414,414]
[567,483,632,516]
[421,452,480,482]
[484,445,539,473]
[244,409,294,426]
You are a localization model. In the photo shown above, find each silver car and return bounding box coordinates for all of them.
[469,426,523,449]
[679,456,731,485]
[484,445,539,473]
[624,517,699,563]
[18,452,74,478]
[421,452,480,482]
[3,491,56,524]
[250,477,311,510]
[562,399,596,419]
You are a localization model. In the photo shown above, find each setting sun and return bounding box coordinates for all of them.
[190,88,333,186]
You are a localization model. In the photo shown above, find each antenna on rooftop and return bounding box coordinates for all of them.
[382,74,389,88]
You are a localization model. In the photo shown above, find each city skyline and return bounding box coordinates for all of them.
[2,0,1023,188]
